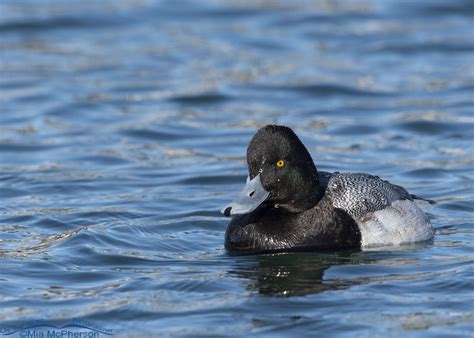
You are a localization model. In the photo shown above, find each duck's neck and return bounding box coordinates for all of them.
[276,168,324,213]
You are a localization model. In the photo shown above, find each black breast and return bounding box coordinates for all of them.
[225,195,361,255]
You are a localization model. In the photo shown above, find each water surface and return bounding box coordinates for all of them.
[0,0,473,336]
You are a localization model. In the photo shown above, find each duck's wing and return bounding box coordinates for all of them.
[323,172,413,219]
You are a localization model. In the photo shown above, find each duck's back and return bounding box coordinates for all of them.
[319,172,433,247]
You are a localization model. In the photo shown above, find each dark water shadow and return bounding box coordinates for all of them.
[168,92,232,105]
[228,250,371,297]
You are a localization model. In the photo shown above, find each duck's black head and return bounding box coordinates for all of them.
[222,125,323,216]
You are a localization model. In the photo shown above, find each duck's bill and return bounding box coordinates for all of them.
[221,174,270,217]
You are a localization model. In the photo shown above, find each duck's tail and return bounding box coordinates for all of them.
[411,194,437,205]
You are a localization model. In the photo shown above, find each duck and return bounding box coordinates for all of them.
[222,125,434,255]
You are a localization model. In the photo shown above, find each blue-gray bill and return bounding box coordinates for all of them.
[221,174,270,217]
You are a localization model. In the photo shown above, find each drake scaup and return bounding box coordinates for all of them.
[222,125,434,255]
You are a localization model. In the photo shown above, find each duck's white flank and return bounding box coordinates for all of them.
[357,200,433,247]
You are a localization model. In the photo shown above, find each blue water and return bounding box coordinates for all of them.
[1,0,473,336]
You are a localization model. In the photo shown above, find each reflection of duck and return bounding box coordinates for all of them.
[229,251,367,297]
[222,125,434,255]
[229,242,432,297]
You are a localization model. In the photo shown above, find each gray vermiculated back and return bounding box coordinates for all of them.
[318,171,412,219]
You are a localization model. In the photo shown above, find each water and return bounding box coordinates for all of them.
[0,0,473,336]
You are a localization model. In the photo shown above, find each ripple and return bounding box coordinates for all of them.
[0,14,125,33]
[121,128,184,141]
[180,175,245,185]
[403,168,448,178]
[0,187,26,198]
[0,143,59,152]
[0,18,92,32]
[0,227,85,258]
[397,120,466,135]
[400,0,474,17]
[0,0,473,336]
[375,42,474,54]
[249,83,393,97]
[332,125,380,136]
[75,155,131,165]
[169,92,232,105]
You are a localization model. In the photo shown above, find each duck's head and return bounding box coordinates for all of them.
[222,125,323,217]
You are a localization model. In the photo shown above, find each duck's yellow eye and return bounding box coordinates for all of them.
[276,160,285,168]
